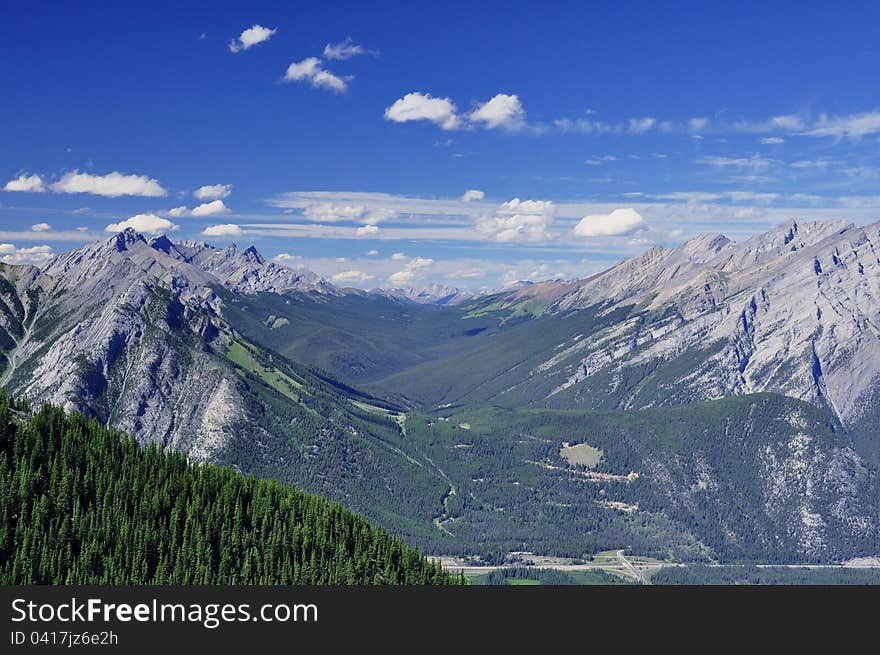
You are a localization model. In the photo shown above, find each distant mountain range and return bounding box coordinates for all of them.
[1,221,878,563]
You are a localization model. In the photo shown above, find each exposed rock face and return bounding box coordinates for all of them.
[0,229,333,457]
[512,220,880,426]
[152,236,336,296]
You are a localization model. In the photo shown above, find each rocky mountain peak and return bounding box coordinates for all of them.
[148,234,175,254]
[111,227,149,252]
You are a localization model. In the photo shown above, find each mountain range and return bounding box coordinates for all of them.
[1,220,878,563]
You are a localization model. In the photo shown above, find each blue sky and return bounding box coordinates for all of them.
[2,1,879,288]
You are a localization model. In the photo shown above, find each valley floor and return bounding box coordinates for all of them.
[440,552,880,585]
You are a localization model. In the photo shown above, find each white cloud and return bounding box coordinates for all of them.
[203,224,243,237]
[284,57,348,92]
[106,213,176,235]
[367,249,379,256]
[191,200,230,216]
[361,207,396,225]
[554,118,616,135]
[274,253,302,263]
[52,171,167,197]
[461,189,485,202]
[0,244,54,265]
[323,38,370,60]
[384,92,460,130]
[688,117,710,132]
[725,191,780,203]
[475,198,556,243]
[300,202,394,224]
[574,208,645,237]
[3,174,46,193]
[31,223,52,232]
[799,110,880,139]
[388,257,434,284]
[791,159,831,169]
[628,117,656,134]
[761,137,785,144]
[333,270,374,283]
[168,206,190,217]
[391,252,407,260]
[697,155,775,169]
[356,225,380,236]
[729,114,807,133]
[469,94,526,131]
[194,184,232,200]
[303,203,365,222]
[228,25,277,53]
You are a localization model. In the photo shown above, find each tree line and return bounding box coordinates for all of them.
[0,393,460,585]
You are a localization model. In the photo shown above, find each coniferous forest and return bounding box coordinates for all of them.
[0,393,457,585]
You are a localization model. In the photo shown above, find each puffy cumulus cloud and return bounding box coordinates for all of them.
[191,200,230,216]
[0,244,54,266]
[461,189,485,202]
[194,184,232,200]
[228,24,277,53]
[323,38,371,60]
[168,206,190,217]
[384,92,460,130]
[3,174,46,193]
[52,171,167,197]
[274,253,302,264]
[332,270,374,284]
[284,57,348,92]
[106,213,176,235]
[203,224,243,237]
[391,252,407,260]
[367,249,379,256]
[574,208,646,237]
[356,225,380,237]
[31,223,51,232]
[388,256,434,285]
[476,198,556,243]
[468,94,526,131]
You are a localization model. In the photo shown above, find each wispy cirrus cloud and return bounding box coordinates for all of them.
[323,38,374,60]
[797,110,880,139]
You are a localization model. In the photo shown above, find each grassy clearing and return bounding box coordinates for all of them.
[351,400,407,435]
[560,442,603,467]
[226,341,303,402]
